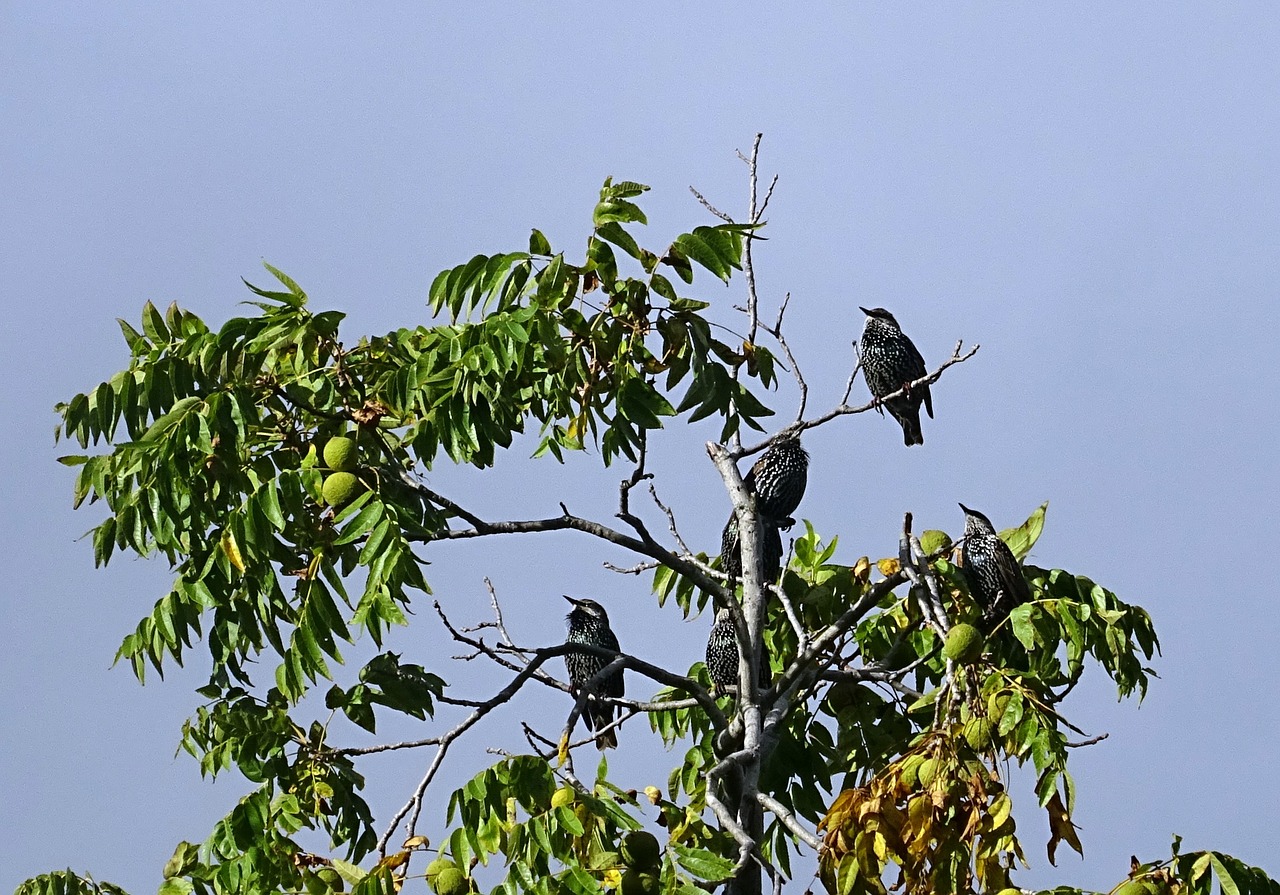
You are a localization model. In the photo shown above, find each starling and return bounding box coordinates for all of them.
[720,511,784,584]
[958,504,1031,633]
[705,608,770,690]
[858,307,933,446]
[563,596,625,749]
[742,435,809,526]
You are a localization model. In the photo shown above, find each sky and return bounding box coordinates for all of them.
[3,3,1279,892]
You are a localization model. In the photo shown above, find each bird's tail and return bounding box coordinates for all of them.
[897,409,924,446]
[594,728,618,750]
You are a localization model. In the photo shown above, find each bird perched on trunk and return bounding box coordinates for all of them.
[958,505,1031,632]
[705,607,770,690]
[742,435,809,527]
[858,307,933,446]
[720,511,784,585]
[563,596,624,749]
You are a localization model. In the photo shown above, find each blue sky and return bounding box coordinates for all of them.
[3,3,1279,892]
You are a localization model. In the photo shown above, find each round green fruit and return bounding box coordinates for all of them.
[963,718,996,752]
[919,529,952,555]
[994,888,1022,895]
[823,680,862,714]
[621,870,660,895]
[425,858,455,885]
[620,830,662,870]
[428,864,468,895]
[322,471,363,508]
[943,623,985,664]
[322,436,359,472]
[551,786,576,809]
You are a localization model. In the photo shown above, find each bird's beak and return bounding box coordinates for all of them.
[563,595,580,606]
[859,306,872,316]
[958,503,972,514]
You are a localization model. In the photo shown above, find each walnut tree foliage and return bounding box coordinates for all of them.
[28,163,1280,895]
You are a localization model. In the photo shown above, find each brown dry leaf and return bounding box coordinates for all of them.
[1045,789,1084,864]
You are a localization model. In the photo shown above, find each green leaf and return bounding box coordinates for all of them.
[529,229,552,255]
[999,501,1048,561]
[671,843,736,880]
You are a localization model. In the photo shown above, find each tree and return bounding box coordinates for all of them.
[25,140,1279,895]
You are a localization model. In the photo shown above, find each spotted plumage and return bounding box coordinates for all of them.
[859,307,933,446]
[705,608,770,690]
[958,505,1031,632]
[720,511,784,584]
[743,436,809,526]
[563,596,624,749]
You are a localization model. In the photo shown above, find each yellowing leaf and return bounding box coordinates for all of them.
[403,835,429,850]
[603,869,623,890]
[377,851,410,871]
[852,557,871,583]
[644,785,662,805]
[220,529,245,573]
[877,557,900,576]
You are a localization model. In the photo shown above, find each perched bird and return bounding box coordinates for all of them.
[720,511,784,584]
[563,596,625,749]
[742,435,809,526]
[958,504,1031,632]
[705,607,770,690]
[858,307,933,446]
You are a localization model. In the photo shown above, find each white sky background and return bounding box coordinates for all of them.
[3,3,1279,892]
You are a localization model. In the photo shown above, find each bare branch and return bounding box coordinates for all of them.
[689,185,734,223]
[735,340,980,460]
[759,292,808,422]
[757,791,823,852]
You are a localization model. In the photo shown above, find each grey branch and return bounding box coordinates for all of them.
[757,792,823,852]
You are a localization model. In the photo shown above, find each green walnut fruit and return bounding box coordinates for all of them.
[943,623,985,664]
[620,830,662,870]
[550,786,576,809]
[963,717,997,752]
[823,680,862,714]
[919,529,952,555]
[620,870,661,895]
[426,859,455,885]
[427,860,468,895]
[322,471,363,508]
[322,436,359,472]
[994,888,1022,895]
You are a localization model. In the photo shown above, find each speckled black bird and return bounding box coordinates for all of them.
[859,307,933,446]
[563,596,624,749]
[958,505,1031,632]
[705,608,770,690]
[720,511,784,584]
[742,436,809,526]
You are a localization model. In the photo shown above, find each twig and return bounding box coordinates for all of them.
[757,792,824,852]
[735,340,980,459]
[760,293,808,423]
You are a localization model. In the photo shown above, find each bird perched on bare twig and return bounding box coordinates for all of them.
[958,505,1031,632]
[563,596,624,749]
[859,307,933,446]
